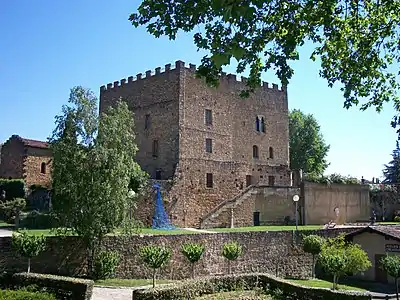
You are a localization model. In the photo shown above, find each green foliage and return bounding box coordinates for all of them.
[394,216,400,222]
[0,289,56,300]
[20,211,55,229]
[0,179,25,200]
[222,242,242,261]
[130,0,400,134]
[140,245,172,270]
[319,235,371,289]
[132,273,371,300]
[12,232,46,273]
[181,243,206,279]
[304,173,360,185]
[381,255,400,279]
[140,245,172,288]
[93,250,120,280]
[49,86,147,276]
[289,110,330,175]
[302,235,325,278]
[383,141,400,184]
[0,198,26,223]
[11,272,94,300]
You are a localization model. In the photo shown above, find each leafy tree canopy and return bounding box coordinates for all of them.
[289,109,330,175]
[130,0,400,131]
[383,141,400,184]
[49,86,147,273]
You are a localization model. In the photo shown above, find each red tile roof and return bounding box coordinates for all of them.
[18,137,49,149]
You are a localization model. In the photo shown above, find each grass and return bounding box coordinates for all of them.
[287,278,367,291]
[195,291,271,299]
[210,225,323,232]
[95,278,174,287]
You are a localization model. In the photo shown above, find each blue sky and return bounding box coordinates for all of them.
[0,0,397,180]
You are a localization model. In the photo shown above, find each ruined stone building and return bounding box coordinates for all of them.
[100,60,293,227]
[0,135,52,189]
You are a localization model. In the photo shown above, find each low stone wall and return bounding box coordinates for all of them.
[0,228,357,280]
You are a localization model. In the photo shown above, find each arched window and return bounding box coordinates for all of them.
[40,162,46,174]
[255,117,260,132]
[261,117,266,133]
[269,147,274,159]
[252,145,259,158]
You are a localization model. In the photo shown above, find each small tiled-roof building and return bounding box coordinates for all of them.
[346,226,400,283]
[0,135,52,189]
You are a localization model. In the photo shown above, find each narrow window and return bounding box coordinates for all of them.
[155,169,162,180]
[261,117,266,133]
[268,176,275,186]
[255,117,260,132]
[145,114,150,129]
[246,175,252,187]
[269,147,274,159]
[152,140,159,157]
[40,162,46,174]
[252,145,259,159]
[205,138,213,153]
[205,109,213,126]
[206,173,213,188]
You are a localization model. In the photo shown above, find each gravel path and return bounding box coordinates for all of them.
[91,286,136,300]
[0,228,12,237]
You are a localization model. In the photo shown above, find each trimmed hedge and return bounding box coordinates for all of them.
[20,211,55,229]
[0,179,25,200]
[11,273,94,300]
[131,273,372,300]
[0,289,56,300]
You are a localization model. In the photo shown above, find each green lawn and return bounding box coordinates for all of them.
[0,222,14,228]
[287,279,366,291]
[195,291,271,299]
[210,225,323,232]
[95,278,173,287]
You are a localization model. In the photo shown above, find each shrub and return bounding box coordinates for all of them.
[93,250,120,280]
[11,272,94,300]
[12,232,46,273]
[139,245,172,288]
[0,198,26,224]
[394,216,400,222]
[381,255,400,299]
[0,289,56,300]
[0,179,25,200]
[20,211,55,229]
[222,242,242,274]
[131,273,372,300]
[302,234,325,278]
[181,243,206,279]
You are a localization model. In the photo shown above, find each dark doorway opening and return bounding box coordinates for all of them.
[253,212,260,226]
[246,175,252,187]
[155,170,162,180]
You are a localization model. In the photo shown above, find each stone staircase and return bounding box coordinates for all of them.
[200,185,259,229]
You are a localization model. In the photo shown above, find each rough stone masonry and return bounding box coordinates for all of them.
[100,60,292,228]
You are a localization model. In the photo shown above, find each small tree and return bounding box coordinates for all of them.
[222,241,242,274]
[139,245,172,288]
[302,234,325,278]
[381,255,400,300]
[12,232,46,273]
[319,235,371,289]
[181,242,206,279]
[93,250,120,280]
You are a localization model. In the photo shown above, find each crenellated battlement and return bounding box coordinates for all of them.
[100,60,286,93]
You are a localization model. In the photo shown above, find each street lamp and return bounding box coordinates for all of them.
[293,194,300,232]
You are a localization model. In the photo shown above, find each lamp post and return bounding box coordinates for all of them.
[293,194,300,232]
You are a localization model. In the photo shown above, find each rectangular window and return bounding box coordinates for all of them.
[145,114,150,129]
[205,109,213,126]
[206,173,213,188]
[205,138,213,153]
[152,140,158,157]
[268,176,275,186]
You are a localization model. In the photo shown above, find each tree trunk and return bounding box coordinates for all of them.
[152,268,156,288]
[396,277,399,300]
[332,274,337,290]
[228,260,232,275]
[27,258,31,273]
[191,263,195,279]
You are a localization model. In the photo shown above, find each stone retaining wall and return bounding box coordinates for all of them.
[0,228,357,280]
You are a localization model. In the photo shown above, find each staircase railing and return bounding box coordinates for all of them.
[200,184,257,226]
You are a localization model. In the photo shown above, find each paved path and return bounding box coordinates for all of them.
[92,286,135,300]
[0,228,12,237]
[182,227,215,234]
